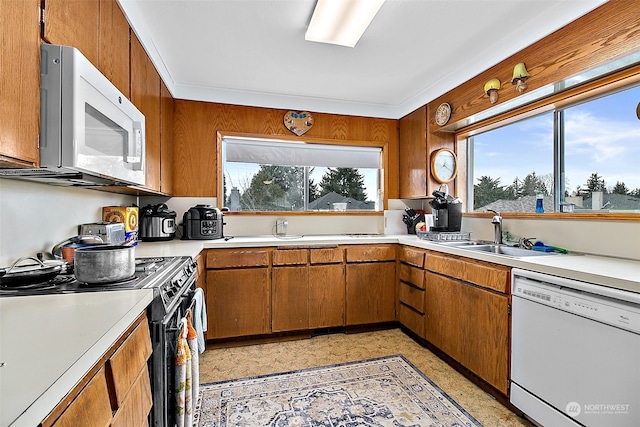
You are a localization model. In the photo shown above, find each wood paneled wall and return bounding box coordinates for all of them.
[173,102,399,199]
[426,0,640,190]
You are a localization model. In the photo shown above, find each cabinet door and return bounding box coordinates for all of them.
[272,266,309,332]
[160,80,174,194]
[99,0,130,97]
[206,268,270,338]
[0,0,40,165]
[42,0,99,67]
[424,272,462,357]
[51,367,112,427]
[345,262,395,325]
[309,264,345,328]
[425,271,509,394]
[131,33,161,191]
[399,106,427,198]
[173,100,217,196]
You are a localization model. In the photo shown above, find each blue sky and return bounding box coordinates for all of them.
[473,85,640,193]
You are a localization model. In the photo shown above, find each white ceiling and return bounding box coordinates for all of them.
[118,0,607,119]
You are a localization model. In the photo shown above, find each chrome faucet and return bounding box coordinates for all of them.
[488,209,503,244]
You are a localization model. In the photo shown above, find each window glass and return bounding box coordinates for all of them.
[561,85,640,212]
[468,83,640,213]
[469,112,554,212]
[222,137,382,212]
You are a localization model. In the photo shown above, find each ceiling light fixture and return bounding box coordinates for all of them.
[305,0,385,48]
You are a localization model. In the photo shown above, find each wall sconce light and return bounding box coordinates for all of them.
[512,62,531,93]
[484,78,501,104]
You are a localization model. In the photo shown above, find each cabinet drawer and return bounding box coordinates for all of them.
[52,367,112,427]
[346,245,396,262]
[462,259,510,293]
[424,251,465,280]
[111,365,153,427]
[207,249,269,268]
[273,249,308,265]
[398,263,424,289]
[399,246,425,267]
[399,282,425,313]
[399,303,425,337]
[108,319,152,407]
[310,246,343,264]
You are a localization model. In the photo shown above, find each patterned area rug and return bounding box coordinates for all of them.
[194,355,483,426]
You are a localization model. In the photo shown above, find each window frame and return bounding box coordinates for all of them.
[457,63,640,220]
[216,131,389,215]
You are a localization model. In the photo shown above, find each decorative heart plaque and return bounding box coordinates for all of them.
[284,111,314,136]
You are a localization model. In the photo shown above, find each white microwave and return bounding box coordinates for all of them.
[38,43,146,186]
[0,44,146,186]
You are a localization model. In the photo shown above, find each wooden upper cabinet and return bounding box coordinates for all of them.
[173,100,218,196]
[42,0,100,67]
[399,106,428,198]
[0,0,40,166]
[131,34,161,191]
[160,80,174,194]
[98,0,130,97]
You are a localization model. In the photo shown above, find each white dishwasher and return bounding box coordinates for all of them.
[510,268,640,427]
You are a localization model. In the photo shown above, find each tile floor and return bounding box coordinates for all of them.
[198,328,533,426]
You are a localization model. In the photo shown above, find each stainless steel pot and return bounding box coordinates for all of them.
[74,245,135,283]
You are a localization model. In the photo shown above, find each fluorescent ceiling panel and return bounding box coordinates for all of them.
[305,0,385,47]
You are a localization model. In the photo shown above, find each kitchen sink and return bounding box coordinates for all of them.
[463,244,557,257]
[432,240,491,246]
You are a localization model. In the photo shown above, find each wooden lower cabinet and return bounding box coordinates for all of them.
[345,262,395,325]
[51,367,112,427]
[424,271,509,394]
[42,313,152,427]
[272,266,309,332]
[207,268,270,338]
[309,264,345,328]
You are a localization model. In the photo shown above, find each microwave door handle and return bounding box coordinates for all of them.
[124,123,143,169]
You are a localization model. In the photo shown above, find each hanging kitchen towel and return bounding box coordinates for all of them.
[175,318,192,427]
[186,309,200,408]
[193,287,207,353]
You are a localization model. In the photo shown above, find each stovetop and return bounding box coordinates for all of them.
[0,257,192,297]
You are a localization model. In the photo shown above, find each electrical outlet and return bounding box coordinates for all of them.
[276,219,287,235]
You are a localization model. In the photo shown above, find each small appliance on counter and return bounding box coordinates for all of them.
[428,187,463,232]
[79,222,126,245]
[182,204,224,240]
[139,204,177,241]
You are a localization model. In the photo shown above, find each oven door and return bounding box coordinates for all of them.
[149,279,196,427]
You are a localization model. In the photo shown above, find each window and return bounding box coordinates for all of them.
[467,83,640,213]
[222,136,382,212]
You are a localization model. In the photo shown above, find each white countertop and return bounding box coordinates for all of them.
[135,234,640,294]
[0,289,154,427]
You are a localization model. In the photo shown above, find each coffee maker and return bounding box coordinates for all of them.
[429,188,463,232]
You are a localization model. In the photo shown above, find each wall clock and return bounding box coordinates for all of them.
[435,102,451,126]
[430,148,458,183]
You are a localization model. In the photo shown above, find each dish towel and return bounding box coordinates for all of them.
[193,287,208,353]
[186,309,200,408]
[175,318,192,427]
